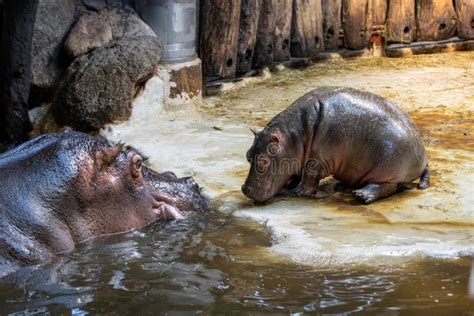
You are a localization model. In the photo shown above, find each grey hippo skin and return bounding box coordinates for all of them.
[0,131,208,278]
[242,87,430,204]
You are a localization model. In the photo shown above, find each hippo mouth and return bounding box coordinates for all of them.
[150,191,185,220]
[243,175,302,204]
[143,166,209,213]
[242,184,275,204]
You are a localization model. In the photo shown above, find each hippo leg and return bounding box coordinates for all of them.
[352,183,398,204]
[292,169,321,197]
[418,166,430,190]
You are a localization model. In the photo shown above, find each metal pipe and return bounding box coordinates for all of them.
[135,0,197,64]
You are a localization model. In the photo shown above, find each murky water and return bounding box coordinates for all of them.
[1,215,473,314]
[2,52,474,313]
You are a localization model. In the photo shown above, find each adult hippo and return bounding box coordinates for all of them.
[242,87,429,204]
[0,131,208,277]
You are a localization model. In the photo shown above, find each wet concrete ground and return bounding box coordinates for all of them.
[104,51,474,266]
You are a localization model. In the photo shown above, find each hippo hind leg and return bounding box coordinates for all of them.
[417,166,430,190]
[352,183,398,204]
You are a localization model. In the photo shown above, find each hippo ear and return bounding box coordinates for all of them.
[95,146,121,170]
[250,127,263,136]
[130,154,143,180]
[270,133,280,143]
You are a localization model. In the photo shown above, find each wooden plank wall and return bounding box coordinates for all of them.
[291,0,324,58]
[200,0,474,79]
[455,0,474,40]
[416,0,457,41]
[199,0,241,79]
[386,0,416,44]
[237,0,261,74]
[274,0,293,62]
[322,0,342,49]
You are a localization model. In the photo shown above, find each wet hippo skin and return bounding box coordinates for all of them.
[242,87,430,204]
[0,131,208,278]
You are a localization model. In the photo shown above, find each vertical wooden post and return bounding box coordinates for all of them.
[342,0,368,50]
[322,0,342,50]
[366,0,387,28]
[454,0,474,40]
[253,0,277,68]
[416,0,457,41]
[386,0,415,44]
[274,0,293,61]
[237,0,261,74]
[291,0,324,58]
[199,0,241,79]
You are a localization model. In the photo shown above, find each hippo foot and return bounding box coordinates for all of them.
[352,183,397,204]
[417,166,430,190]
[292,186,317,197]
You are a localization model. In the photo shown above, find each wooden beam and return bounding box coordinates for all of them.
[253,0,278,68]
[416,0,457,42]
[237,0,261,74]
[455,0,474,40]
[342,0,368,50]
[322,0,342,49]
[291,0,324,57]
[199,0,241,79]
[274,0,293,61]
[386,0,415,44]
[367,0,387,28]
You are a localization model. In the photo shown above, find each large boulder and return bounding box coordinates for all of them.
[53,36,162,132]
[31,0,78,106]
[65,8,156,58]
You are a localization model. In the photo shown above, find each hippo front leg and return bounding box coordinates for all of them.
[352,183,398,204]
[292,159,322,197]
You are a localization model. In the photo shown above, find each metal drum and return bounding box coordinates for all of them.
[135,0,197,64]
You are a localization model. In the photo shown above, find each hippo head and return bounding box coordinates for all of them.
[63,143,190,239]
[242,127,301,203]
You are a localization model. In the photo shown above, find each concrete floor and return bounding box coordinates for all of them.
[104,51,474,266]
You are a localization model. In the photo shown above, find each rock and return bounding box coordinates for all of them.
[65,14,113,57]
[53,36,162,132]
[104,8,156,39]
[82,0,106,11]
[82,0,134,10]
[65,8,156,58]
[31,0,77,106]
[106,0,134,9]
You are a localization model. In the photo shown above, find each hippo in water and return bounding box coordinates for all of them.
[0,131,208,277]
[242,87,429,204]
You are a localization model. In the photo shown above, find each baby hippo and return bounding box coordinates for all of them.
[242,87,429,204]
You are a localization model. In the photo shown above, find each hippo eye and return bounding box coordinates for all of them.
[132,155,142,170]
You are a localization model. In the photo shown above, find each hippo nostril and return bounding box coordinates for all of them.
[184,177,199,189]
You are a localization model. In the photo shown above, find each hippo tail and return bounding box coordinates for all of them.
[417,165,430,190]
